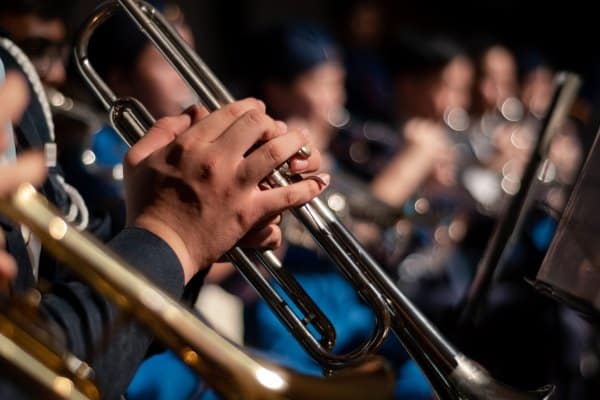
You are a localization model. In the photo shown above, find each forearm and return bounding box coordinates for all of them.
[40,227,185,400]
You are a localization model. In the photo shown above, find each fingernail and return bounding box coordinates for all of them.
[275,120,288,134]
[291,158,308,171]
[317,173,330,186]
[300,128,310,138]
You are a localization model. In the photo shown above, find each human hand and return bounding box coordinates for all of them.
[403,118,448,156]
[124,98,327,282]
[404,118,458,186]
[0,72,47,288]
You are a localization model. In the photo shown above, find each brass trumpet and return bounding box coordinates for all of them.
[0,184,394,399]
[74,1,556,398]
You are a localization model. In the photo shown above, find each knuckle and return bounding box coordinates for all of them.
[264,141,284,165]
[246,97,266,112]
[244,109,266,126]
[235,164,250,185]
[284,188,300,205]
[225,102,245,118]
[197,156,218,180]
[155,116,176,130]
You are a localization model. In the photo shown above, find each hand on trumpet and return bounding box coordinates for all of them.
[0,72,47,287]
[124,98,327,282]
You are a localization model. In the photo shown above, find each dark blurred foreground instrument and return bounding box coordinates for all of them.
[0,295,99,400]
[0,183,394,399]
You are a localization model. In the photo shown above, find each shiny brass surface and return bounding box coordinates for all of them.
[0,184,394,399]
[0,296,100,400]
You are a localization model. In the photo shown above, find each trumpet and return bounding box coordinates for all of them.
[0,184,394,399]
[74,1,555,398]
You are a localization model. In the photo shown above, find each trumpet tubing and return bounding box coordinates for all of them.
[74,1,556,398]
[76,0,386,371]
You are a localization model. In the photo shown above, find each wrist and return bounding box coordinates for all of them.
[132,213,197,283]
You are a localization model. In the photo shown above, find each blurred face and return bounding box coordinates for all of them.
[433,56,474,115]
[0,14,67,86]
[521,66,554,116]
[288,61,346,126]
[128,25,196,118]
[480,46,518,109]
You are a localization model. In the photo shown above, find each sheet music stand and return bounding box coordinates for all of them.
[534,128,600,323]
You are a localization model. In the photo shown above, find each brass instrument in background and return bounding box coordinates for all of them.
[0,184,394,400]
[74,1,556,398]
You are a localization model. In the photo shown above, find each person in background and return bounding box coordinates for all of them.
[468,43,527,200]
[0,0,69,87]
[0,0,127,238]
[244,21,433,400]
[333,0,394,122]
[370,33,475,209]
[361,34,481,301]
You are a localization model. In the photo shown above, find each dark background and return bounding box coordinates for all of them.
[66,0,599,101]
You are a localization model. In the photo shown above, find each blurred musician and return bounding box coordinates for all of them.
[335,0,395,122]
[466,44,527,212]
[432,43,591,398]
[348,33,480,296]
[0,0,124,239]
[519,54,584,210]
[244,21,433,400]
[0,63,49,400]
